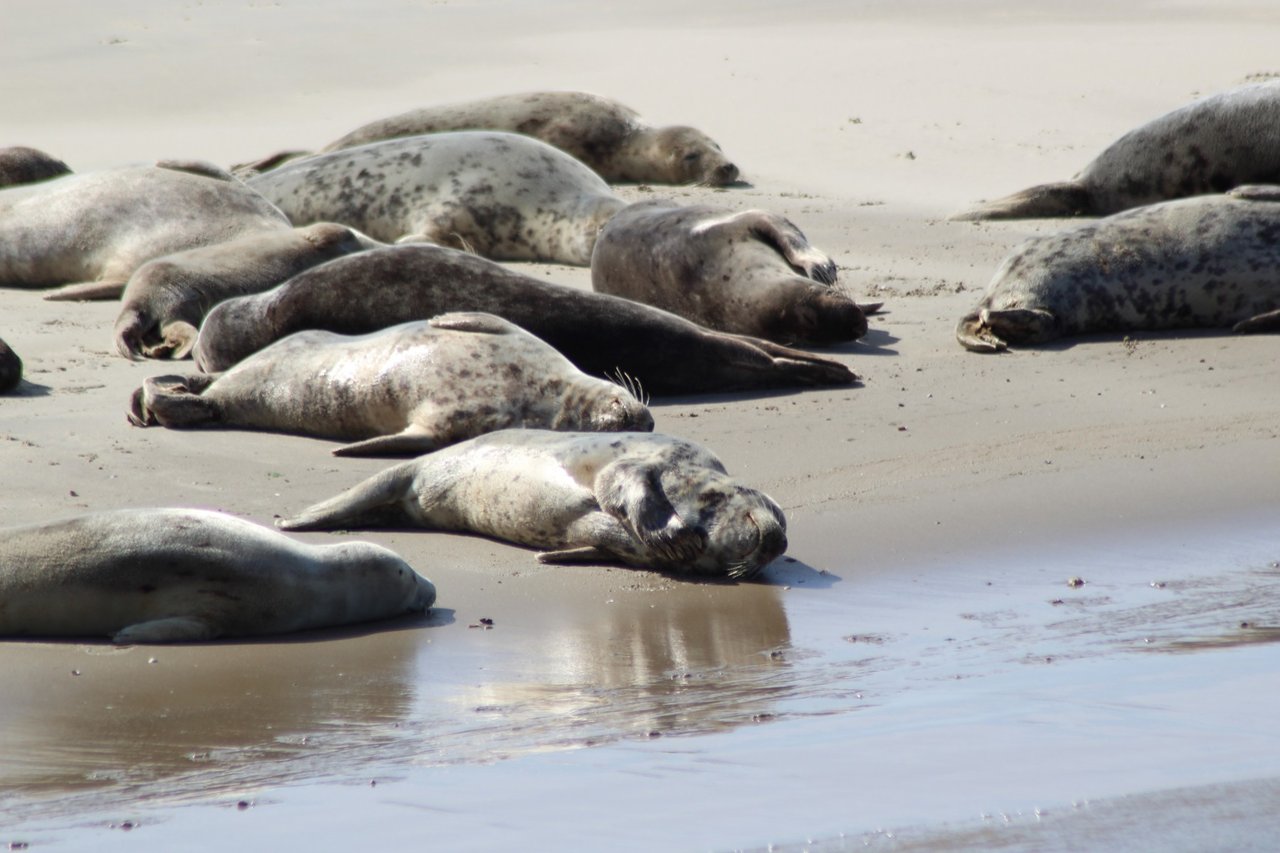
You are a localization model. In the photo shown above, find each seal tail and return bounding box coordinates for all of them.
[277,462,418,531]
[950,181,1093,221]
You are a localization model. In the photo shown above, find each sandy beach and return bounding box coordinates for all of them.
[2,1,1279,849]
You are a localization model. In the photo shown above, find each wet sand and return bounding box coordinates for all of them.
[3,0,1280,849]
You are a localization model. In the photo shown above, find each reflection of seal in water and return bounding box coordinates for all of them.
[266,91,741,186]
[0,162,291,299]
[280,430,788,579]
[0,337,21,393]
[245,132,627,265]
[0,146,71,188]
[591,201,867,345]
[131,313,654,455]
[954,80,1280,220]
[193,244,856,395]
[113,223,377,360]
[957,186,1280,352]
[0,508,436,643]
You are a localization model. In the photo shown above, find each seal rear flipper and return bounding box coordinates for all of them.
[43,280,127,301]
[333,429,438,457]
[858,301,885,315]
[277,463,419,531]
[127,373,221,428]
[1233,308,1280,334]
[717,332,860,386]
[147,321,200,359]
[1227,185,1280,202]
[230,149,313,178]
[956,312,1008,353]
[596,461,708,564]
[950,181,1094,221]
[113,616,218,644]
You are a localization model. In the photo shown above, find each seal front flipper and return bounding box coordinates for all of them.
[950,181,1094,221]
[595,460,708,564]
[332,429,438,458]
[1233,308,1280,334]
[278,462,420,531]
[739,210,839,284]
[43,280,128,302]
[426,312,520,335]
[536,545,615,564]
[113,616,218,644]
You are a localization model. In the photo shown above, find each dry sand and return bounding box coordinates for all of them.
[2,1,1279,850]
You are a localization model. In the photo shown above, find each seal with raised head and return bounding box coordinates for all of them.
[280,430,787,579]
[0,146,71,188]
[131,313,654,455]
[0,508,436,643]
[956,185,1280,352]
[0,337,21,393]
[591,201,867,345]
[954,80,1280,220]
[193,244,857,395]
[0,161,291,299]
[113,222,378,360]
[275,91,741,186]
[244,132,628,265]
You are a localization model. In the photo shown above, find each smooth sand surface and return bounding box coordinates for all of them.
[3,1,1279,850]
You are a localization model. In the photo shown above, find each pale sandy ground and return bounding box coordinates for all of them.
[2,1,1280,850]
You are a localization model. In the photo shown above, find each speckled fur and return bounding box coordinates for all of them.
[0,146,70,189]
[0,508,434,643]
[591,201,865,345]
[956,81,1280,220]
[192,244,856,394]
[0,163,291,290]
[279,430,787,579]
[132,314,653,454]
[957,187,1280,350]
[246,131,628,265]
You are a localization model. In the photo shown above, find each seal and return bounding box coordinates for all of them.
[295,91,741,186]
[112,223,378,360]
[244,131,628,265]
[954,80,1280,220]
[192,244,857,395]
[130,313,654,455]
[0,146,71,188]
[0,337,21,393]
[591,201,868,345]
[0,508,436,643]
[279,429,787,579]
[956,185,1280,351]
[0,161,291,299]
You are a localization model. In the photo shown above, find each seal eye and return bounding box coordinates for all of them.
[682,152,701,163]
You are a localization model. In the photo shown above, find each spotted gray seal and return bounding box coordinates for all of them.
[280,430,787,579]
[131,313,654,455]
[0,337,21,393]
[256,91,741,186]
[0,146,70,188]
[244,132,627,265]
[113,223,378,360]
[956,185,1280,352]
[0,508,436,643]
[954,80,1280,220]
[0,161,291,299]
[192,244,857,395]
[591,201,868,345]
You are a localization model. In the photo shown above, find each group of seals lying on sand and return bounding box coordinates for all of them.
[131,313,654,454]
[280,430,787,580]
[0,508,435,644]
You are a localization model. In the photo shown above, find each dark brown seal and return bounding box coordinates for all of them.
[0,147,71,188]
[192,244,857,395]
[591,201,866,345]
[0,337,21,393]
[954,80,1280,220]
[957,186,1280,351]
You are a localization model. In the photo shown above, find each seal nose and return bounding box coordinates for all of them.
[711,162,740,186]
[599,395,654,432]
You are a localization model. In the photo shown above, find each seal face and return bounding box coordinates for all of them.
[241,91,740,186]
[279,430,788,579]
[955,80,1280,220]
[591,201,866,345]
[113,223,378,360]
[0,162,291,298]
[131,313,654,455]
[245,131,628,265]
[192,244,857,394]
[956,186,1280,351]
[0,337,21,393]
[0,146,71,189]
[0,508,436,643]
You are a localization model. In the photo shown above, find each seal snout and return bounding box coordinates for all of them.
[708,161,740,186]
[734,509,788,579]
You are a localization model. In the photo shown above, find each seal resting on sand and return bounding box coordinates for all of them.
[0,161,290,299]
[0,508,435,643]
[956,186,1280,351]
[954,80,1280,220]
[591,201,868,345]
[279,430,787,579]
[0,337,21,393]
[131,313,654,455]
[113,223,378,360]
[241,91,741,187]
[0,146,71,188]
[245,132,627,265]
[192,244,857,395]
